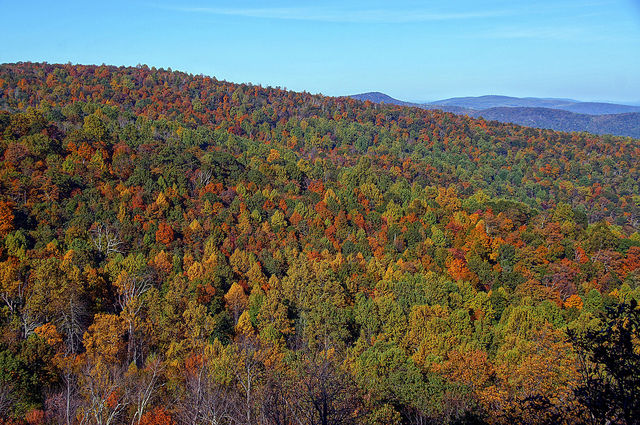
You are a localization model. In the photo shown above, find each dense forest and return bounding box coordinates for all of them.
[0,62,639,425]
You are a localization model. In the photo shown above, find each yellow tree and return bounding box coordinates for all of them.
[0,258,24,323]
[227,311,267,424]
[484,317,582,424]
[257,278,293,344]
[224,282,249,325]
[83,314,127,366]
[107,254,153,365]
[0,201,14,238]
[30,251,90,353]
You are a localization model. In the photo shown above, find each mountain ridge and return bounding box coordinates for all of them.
[350,92,640,138]
[426,95,640,115]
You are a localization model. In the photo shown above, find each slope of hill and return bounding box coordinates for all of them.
[560,102,640,115]
[1,62,640,424]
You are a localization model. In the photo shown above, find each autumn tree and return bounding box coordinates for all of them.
[224,282,249,325]
[0,202,14,238]
[569,300,640,425]
[293,346,363,425]
[173,350,234,425]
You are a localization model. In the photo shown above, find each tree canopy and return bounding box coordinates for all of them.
[0,62,639,424]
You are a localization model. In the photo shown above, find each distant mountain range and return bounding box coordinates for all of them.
[349,92,640,138]
[425,95,640,115]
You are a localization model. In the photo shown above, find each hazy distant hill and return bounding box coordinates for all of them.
[473,107,640,139]
[429,95,640,115]
[350,92,470,114]
[429,95,576,110]
[350,92,416,107]
[350,92,640,138]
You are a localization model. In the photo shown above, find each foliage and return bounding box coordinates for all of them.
[0,62,639,423]
[569,300,640,425]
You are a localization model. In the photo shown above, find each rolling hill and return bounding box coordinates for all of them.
[351,92,640,138]
[426,95,640,115]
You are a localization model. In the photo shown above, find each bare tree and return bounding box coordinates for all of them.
[174,353,234,425]
[44,366,82,425]
[196,169,213,188]
[229,336,266,425]
[292,347,363,425]
[0,265,39,338]
[0,383,14,420]
[77,361,130,425]
[115,270,153,366]
[129,356,165,425]
[259,366,296,425]
[57,293,90,354]
[91,223,124,256]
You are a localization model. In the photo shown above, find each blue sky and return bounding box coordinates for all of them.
[2,0,640,103]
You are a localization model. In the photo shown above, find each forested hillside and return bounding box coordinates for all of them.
[1,62,639,424]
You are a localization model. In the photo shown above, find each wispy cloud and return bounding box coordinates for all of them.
[160,5,511,23]
[482,21,624,43]
[484,26,586,40]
